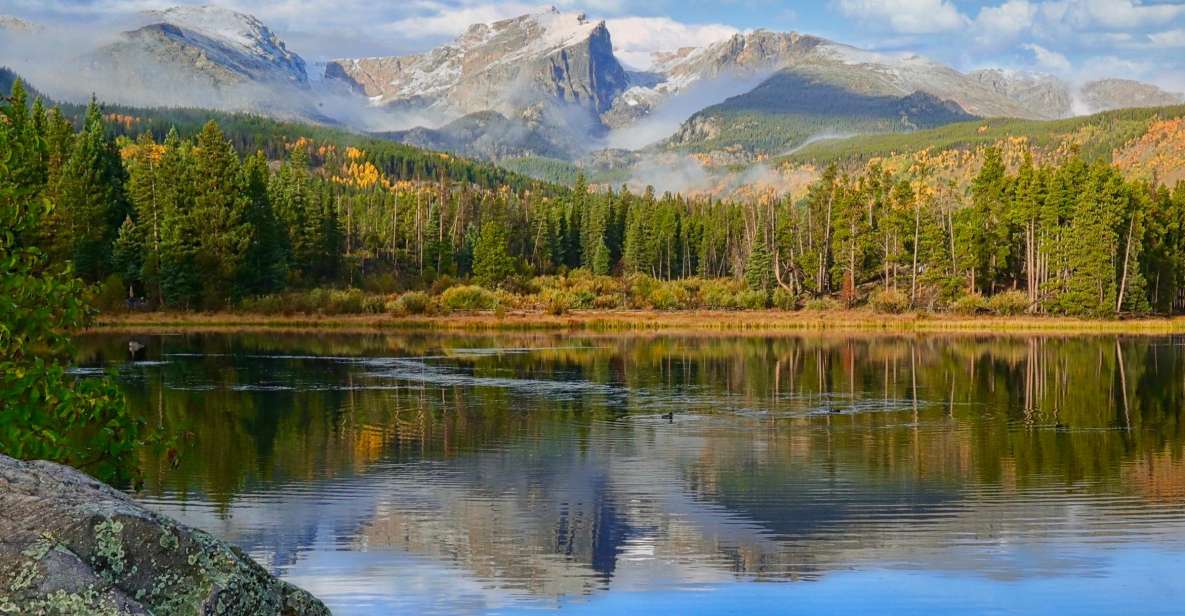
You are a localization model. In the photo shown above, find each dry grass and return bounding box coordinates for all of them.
[91,309,1185,336]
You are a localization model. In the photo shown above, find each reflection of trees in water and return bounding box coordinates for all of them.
[73,332,1185,593]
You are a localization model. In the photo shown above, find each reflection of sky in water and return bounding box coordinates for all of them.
[279,547,1185,615]
[76,334,1185,614]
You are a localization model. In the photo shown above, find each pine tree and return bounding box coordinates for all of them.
[159,129,201,309]
[126,133,165,304]
[745,235,774,296]
[112,216,142,297]
[591,236,611,275]
[963,147,1007,294]
[190,121,252,307]
[473,219,515,287]
[54,99,129,282]
[240,151,286,294]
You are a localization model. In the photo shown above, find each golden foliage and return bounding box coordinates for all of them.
[1113,118,1185,186]
[119,142,167,163]
[103,113,137,130]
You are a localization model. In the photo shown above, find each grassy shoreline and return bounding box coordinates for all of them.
[90,309,1185,335]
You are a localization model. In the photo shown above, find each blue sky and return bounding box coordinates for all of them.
[4,1,1185,89]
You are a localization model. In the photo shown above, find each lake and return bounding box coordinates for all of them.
[74,332,1185,615]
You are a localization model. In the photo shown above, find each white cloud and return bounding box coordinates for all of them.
[834,0,968,34]
[1149,28,1185,47]
[1023,43,1072,72]
[974,0,1036,39]
[973,0,1185,41]
[1045,0,1185,31]
[605,16,737,69]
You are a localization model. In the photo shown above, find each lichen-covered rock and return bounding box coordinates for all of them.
[0,455,330,615]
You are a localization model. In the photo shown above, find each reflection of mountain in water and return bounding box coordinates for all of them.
[76,332,1185,603]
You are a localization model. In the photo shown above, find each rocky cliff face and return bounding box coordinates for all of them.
[97,6,307,87]
[969,71,1185,119]
[1081,79,1184,113]
[85,5,309,111]
[0,454,329,615]
[326,8,628,125]
[969,69,1073,118]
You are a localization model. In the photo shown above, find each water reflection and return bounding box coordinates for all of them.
[75,333,1185,614]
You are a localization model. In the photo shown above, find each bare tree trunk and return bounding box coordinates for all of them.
[1116,215,1135,314]
[910,200,920,306]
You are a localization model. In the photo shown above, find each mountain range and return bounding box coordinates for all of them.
[3,5,1183,166]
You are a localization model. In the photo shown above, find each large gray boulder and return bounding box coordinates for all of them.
[0,454,330,615]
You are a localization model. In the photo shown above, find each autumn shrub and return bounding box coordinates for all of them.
[540,288,575,315]
[429,275,458,296]
[493,288,523,310]
[951,293,987,315]
[535,270,624,309]
[988,290,1030,316]
[870,288,910,314]
[441,285,498,311]
[361,294,388,314]
[647,281,692,310]
[392,291,431,315]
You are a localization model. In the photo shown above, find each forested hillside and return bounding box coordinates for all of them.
[3,76,1185,318]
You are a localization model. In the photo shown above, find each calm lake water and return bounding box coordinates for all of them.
[74,332,1185,615]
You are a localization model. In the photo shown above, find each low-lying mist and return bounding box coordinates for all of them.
[602,71,774,151]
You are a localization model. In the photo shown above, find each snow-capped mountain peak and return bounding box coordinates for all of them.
[325,6,625,117]
[137,5,307,84]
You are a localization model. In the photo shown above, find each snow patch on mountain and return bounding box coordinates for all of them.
[139,5,307,84]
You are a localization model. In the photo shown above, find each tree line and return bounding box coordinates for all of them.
[5,79,1185,316]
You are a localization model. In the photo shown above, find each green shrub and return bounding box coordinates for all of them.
[361,272,400,294]
[393,291,431,315]
[804,297,840,311]
[92,274,128,313]
[988,290,1030,316]
[772,287,799,310]
[625,273,660,308]
[243,288,385,315]
[870,288,910,314]
[240,294,286,315]
[326,288,366,314]
[951,293,986,315]
[699,278,743,309]
[441,285,498,311]
[736,289,769,310]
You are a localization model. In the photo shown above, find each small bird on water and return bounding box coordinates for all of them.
[661,411,674,422]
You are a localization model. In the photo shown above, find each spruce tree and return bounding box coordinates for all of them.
[473,219,515,287]
[55,99,129,282]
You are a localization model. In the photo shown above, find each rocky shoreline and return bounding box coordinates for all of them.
[0,455,330,615]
